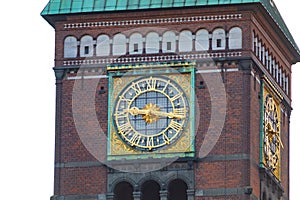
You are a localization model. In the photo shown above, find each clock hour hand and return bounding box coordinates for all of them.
[125,107,149,116]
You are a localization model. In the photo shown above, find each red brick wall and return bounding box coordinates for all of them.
[50,4,291,198]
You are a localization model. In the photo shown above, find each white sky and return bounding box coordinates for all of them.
[0,0,298,199]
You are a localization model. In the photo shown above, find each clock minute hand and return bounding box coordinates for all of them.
[150,110,185,119]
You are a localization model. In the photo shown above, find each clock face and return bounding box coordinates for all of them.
[263,94,282,171]
[113,76,189,151]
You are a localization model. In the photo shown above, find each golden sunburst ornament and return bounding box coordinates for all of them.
[142,103,161,124]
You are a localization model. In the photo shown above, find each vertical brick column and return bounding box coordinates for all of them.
[53,68,65,195]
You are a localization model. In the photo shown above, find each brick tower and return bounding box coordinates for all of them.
[42,0,300,199]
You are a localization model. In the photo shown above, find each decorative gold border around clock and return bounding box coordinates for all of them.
[108,71,194,159]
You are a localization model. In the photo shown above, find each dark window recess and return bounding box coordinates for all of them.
[198,81,205,89]
[167,42,172,51]
[134,43,139,52]
[84,46,89,54]
[216,39,222,48]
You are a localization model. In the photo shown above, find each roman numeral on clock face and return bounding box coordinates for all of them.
[173,108,186,116]
[114,111,127,119]
[146,136,154,150]
[130,82,142,95]
[119,95,132,104]
[170,93,183,102]
[169,120,183,132]
[129,133,141,146]
[146,77,157,90]
[118,122,133,136]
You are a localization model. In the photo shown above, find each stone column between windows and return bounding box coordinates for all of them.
[187,189,195,200]
[159,190,168,200]
[106,193,114,200]
[133,191,141,200]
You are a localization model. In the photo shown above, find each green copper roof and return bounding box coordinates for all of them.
[41,0,299,55]
[41,0,260,14]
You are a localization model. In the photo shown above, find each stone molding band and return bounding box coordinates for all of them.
[64,14,242,29]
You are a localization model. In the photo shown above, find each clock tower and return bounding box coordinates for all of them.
[42,0,300,199]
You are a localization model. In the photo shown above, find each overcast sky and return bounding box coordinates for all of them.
[0,0,299,199]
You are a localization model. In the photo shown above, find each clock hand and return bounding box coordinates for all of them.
[125,107,150,116]
[149,110,185,119]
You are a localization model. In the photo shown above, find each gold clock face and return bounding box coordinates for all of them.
[263,94,282,171]
[113,76,189,151]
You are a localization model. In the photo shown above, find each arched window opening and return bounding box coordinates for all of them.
[96,35,110,56]
[113,33,127,56]
[229,27,242,49]
[282,72,286,91]
[129,33,143,54]
[168,179,187,200]
[212,28,226,50]
[80,35,94,57]
[146,32,160,54]
[179,30,193,52]
[195,29,209,51]
[113,181,133,200]
[285,74,289,94]
[141,180,160,200]
[162,31,176,53]
[279,68,283,86]
[64,36,78,58]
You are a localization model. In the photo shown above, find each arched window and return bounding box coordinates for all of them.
[275,64,279,82]
[212,28,226,50]
[285,74,289,94]
[168,179,188,200]
[80,35,94,57]
[282,72,286,91]
[179,30,193,52]
[141,180,160,200]
[96,34,110,56]
[64,36,78,58]
[265,50,269,69]
[146,32,160,54]
[228,27,242,49]
[113,181,133,200]
[261,46,265,64]
[258,41,262,60]
[195,29,209,51]
[113,33,127,56]
[279,68,282,86]
[254,36,258,55]
[129,33,143,54]
[162,31,176,53]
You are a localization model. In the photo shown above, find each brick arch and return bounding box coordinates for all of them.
[137,175,164,190]
[165,173,193,189]
[110,177,137,193]
[113,181,134,200]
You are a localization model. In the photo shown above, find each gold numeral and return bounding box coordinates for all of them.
[129,133,141,146]
[146,77,157,90]
[130,82,142,95]
[161,80,170,93]
[162,133,170,144]
[170,93,183,102]
[146,136,154,149]
[114,111,127,119]
[173,108,186,116]
[169,120,183,132]
[118,122,132,136]
[119,95,132,104]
